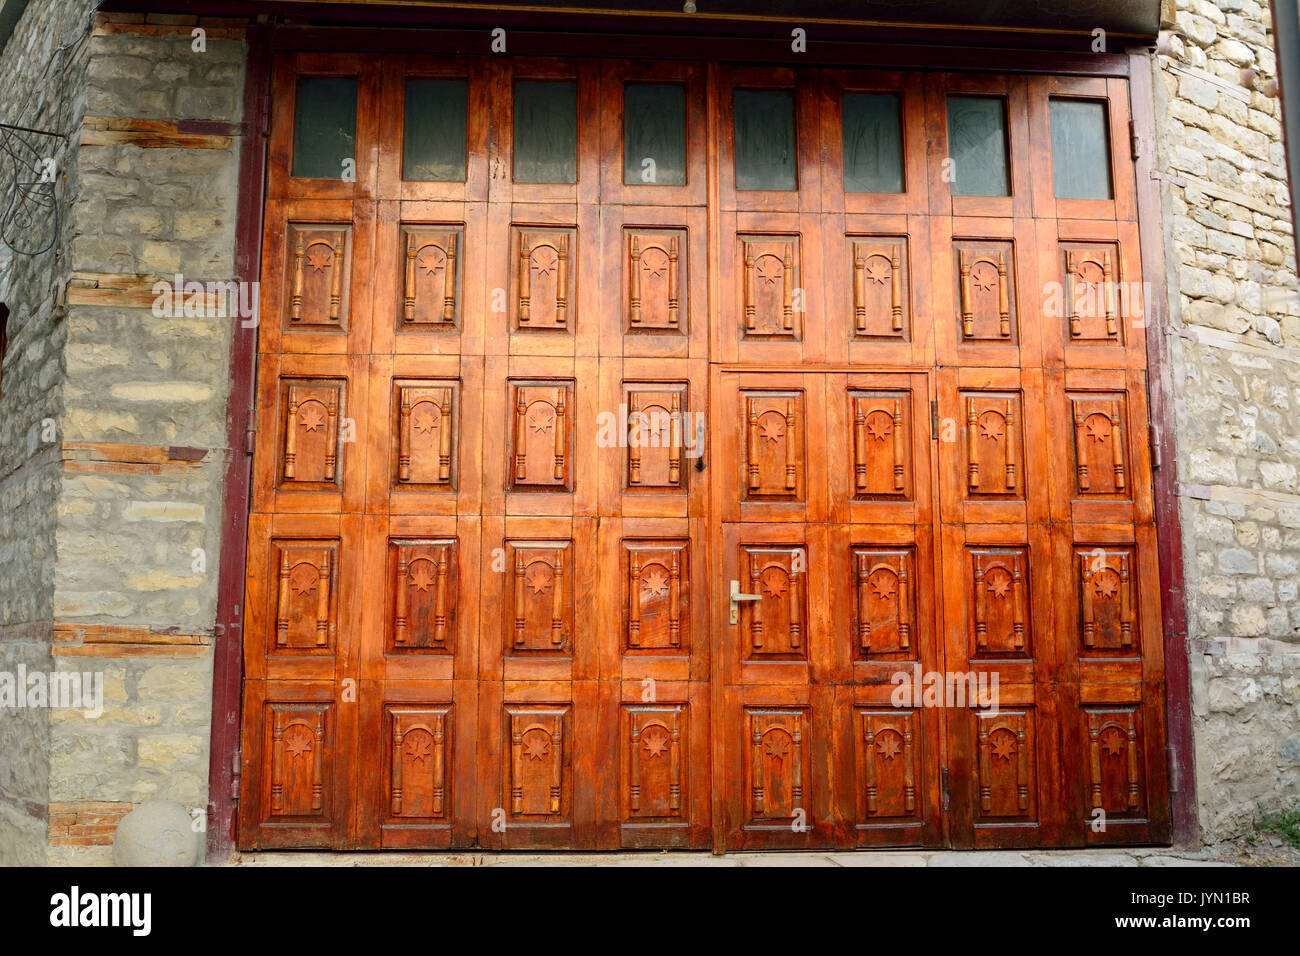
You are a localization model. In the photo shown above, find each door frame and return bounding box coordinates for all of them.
[208,21,1195,861]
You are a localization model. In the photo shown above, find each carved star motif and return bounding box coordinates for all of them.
[986,570,1011,600]
[759,419,784,443]
[641,569,669,599]
[642,728,669,759]
[532,248,558,279]
[526,568,551,595]
[869,573,897,601]
[972,264,996,293]
[410,565,435,593]
[289,566,318,596]
[418,251,445,276]
[761,571,787,598]
[1101,729,1125,757]
[523,736,549,760]
[977,416,1003,441]
[299,404,326,432]
[764,737,789,763]
[864,260,889,285]
[756,259,782,285]
[412,410,438,435]
[529,411,554,435]
[866,416,891,441]
[1093,573,1118,600]
[876,734,901,760]
[306,248,332,272]
[285,729,312,758]
[991,734,1016,761]
[1085,418,1110,442]
[406,737,432,763]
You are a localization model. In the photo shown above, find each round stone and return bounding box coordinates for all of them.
[112,800,201,867]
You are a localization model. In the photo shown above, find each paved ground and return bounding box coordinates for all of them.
[230,845,1294,867]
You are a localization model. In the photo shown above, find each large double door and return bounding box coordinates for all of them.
[238,53,1170,851]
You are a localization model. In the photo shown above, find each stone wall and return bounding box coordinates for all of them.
[1154,0,1300,842]
[0,0,95,867]
[0,8,245,864]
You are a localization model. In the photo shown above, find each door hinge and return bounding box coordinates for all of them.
[941,767,951,811]
[930,400,939,440]
[1149,423,1162,470]
[1129,120,1141,160]
[231,751,241,799]
[1166,746,1178,794]
[244,425,256,455]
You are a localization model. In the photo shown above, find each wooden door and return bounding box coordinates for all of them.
[239,52,1170,852]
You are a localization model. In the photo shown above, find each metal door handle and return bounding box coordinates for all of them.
[729,579,761,624]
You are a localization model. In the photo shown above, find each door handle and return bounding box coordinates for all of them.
[729,579,761,624]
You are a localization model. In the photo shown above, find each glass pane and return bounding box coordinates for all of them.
[292,77,357,179]
[842,92,903,193]
[946,95,1009,197]
[623,83,687,186]
[513,80,577,184]
[733,89,797,191]
[1050,98,1113,200]
[403,78,468,181]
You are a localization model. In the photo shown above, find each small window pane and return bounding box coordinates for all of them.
[842,92,903,193]
[513,80,577,184]
[624,83,687,186]
[1050,98,1113,200]
[733,89,797,191]
[946,95,1009,197]
[403,78,468,181]
[292,77,357,179]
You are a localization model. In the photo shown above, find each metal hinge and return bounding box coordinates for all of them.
[930,400,939,440]
[941,767,951,811]
[245,425,256,455]
[1166,746,1178,794]
[1129,120,1141,160]
[1149,424,1162,469]
[231,751,241,799]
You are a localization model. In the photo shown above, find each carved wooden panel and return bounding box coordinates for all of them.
[954,239,1016,343]
[741,546,807,659]
[961,390,1023,498]
[857,709,919,821]
[286,223,351,329]
[507,706,568,818]
[623,705,686,821]
[745,708,807,824]
[266,701,331,818]
[507,540,573,655]
[852,548,914,658]
[970,546,1030,657]
[509,381,573,491]
[626,228,685,333]
[1063,242,1123,343]
[740,235,800,339]
[851,237,907,339]
[624,540,688,652]
[387,705,450,820]
[271,540,338,652]
[624,382,688,492]
[280,380,344,489]
[401,227,461,328]
[513,227,575,332]
[742,390,804,500]
[1069,392,1128,497]
[975,709,1035,820]
[1085,707,1144,816]
[394,382,456,488]
[389,539,457,653]
[850,390,909,498]
[1077,547,1137,654]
